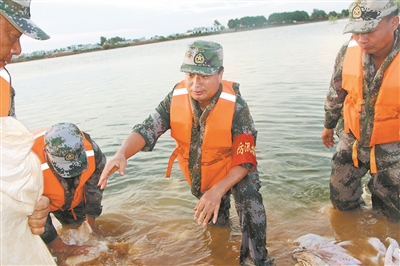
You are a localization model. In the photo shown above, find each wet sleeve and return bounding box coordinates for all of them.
[132,90,173,151]
[324,41,350,129]
[40,214,58,244]
[84,138,105,218]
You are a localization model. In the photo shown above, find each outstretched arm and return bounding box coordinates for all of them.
[98,132,146,190]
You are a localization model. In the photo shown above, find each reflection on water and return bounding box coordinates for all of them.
[8,19,399,265]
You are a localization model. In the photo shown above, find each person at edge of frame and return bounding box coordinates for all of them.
[322,0,400,222]
[0,0,51,236]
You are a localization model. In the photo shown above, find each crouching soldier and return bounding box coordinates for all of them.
[32,122,106,255]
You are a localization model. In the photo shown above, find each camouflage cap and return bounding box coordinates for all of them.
[180,40,223,75]
[343,0,399,34]
[44,122,88,178]
[0,0,49,40]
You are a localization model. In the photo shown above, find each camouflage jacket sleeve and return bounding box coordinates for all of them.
[232,83,258,171]
[324,39,351,129]
[8,85,16,118]
[41,213,58,244]
[132,89,173,151]
[83,134,106,218]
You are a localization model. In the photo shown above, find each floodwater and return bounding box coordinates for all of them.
[8,19,399,265]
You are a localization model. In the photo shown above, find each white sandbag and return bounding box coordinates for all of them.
[293,233,400,266]
[293,233,362,265]
[59,221,109,266]
[0,117,56,265]
[385,237,400,266]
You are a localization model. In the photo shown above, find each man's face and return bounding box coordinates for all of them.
[184,69,224,110]
[0,15,22,68]
[351,15,399,58]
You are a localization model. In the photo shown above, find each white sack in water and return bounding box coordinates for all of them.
[293,233,361,265]
[293,233,400,266]
[59,221,109,266]
[385,237,400,266]
[0,117,56,265]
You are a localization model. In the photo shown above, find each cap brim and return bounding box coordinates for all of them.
[180,64,219,75]
[343,19,381,34]
[48,151,88,178]
[0,10,50,40]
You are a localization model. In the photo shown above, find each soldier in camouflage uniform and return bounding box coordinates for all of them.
[0,0,50,235]
[32,123,106,255]
[0,0,50,117]
[99,40,273,265]
[322,0,400,222]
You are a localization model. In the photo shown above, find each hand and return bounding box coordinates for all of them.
[322,128,335,148]
[98,154,127,190]
[28,196,50,235]
[49,237,90,255]
[57,244,91,256]
[194,188,221,226]
[98,132,146,190]
[62,245,90,255]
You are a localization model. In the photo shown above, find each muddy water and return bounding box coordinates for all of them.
[9,19,399,265]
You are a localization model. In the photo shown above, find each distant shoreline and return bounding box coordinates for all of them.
[10,19,342,64]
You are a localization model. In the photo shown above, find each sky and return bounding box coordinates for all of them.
[20,0,352,54]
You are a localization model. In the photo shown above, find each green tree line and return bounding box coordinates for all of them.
[227,8,350,29]
[100,36,127,49]
[227,15,267,28]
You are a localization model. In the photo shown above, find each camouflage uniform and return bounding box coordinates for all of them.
[324,15,400,222]
[40,124,106,244]
[0,0,49,116]
[8,85,15,117]
[133,82,269,264]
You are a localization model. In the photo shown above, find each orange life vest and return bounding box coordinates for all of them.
[166,80,236,192]
[32,130,96,212]
[0,68,11,117]
[342,40,400,146]
[342,40,400,173]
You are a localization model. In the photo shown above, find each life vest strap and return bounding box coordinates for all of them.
[370,145,377,174]
[352,140,359,168]
[351,140,378,174]
[71,208,77,220]
[166,148,179,177]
